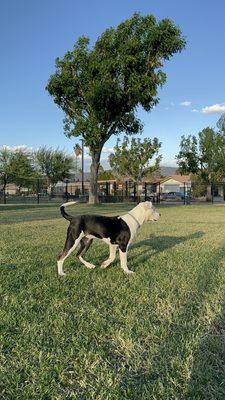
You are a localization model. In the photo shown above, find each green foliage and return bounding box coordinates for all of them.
[46,13,185,202]
[176,135,199,175]
[0,147,36,190]
[98,166,115,181]
[10,150,36,189]
[35,147,74,186]
[217,113,225,133]
[176,127,225,183]
[190,174,208,197]
[109,136,161,181]
[0,147,13,188]
[46,14,185,152]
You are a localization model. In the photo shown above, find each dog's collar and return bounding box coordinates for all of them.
[128,212,141,228]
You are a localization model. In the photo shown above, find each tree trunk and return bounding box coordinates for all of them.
[206,184,212,202]
[89,152,101,204]
[136,180,141,203]
[206,174,212,202]
[2,179,7,204]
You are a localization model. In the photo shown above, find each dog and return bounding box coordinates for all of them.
[57,201,160,276]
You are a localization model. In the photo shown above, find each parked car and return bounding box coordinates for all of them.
[38,192,48,197]
[162,192,191,200]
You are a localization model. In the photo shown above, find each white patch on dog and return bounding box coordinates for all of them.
[78,256,96,269]
[101,244,118,268]
[57,231,84,276]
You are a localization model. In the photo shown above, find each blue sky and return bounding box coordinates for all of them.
[1,0,225,169]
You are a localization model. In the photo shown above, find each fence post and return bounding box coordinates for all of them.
[113,182,117,199]
[125,181,128,199]
[211,182,214,204]
[3,188,6,204]
[144,182,147,201]
[106,182,109,197]
[133,182,136,202]
[183,182,186,205]
[158,181,161,203]
[65,180,69,202]
[37,178,40,204]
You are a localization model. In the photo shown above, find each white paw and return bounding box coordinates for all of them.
[101,261,109,269]
[58,272,66,276]
[125,270,135,275]
[86,263,96,269]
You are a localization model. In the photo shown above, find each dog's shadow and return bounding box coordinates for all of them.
[89,231,204,269]
[130,231,204,264]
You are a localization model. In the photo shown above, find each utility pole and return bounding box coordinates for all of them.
[74,141,84,196]
[81,139,84,196]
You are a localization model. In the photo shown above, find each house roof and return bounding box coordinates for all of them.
[160,174,191,184]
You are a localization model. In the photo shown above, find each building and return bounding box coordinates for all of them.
[159,175,191,194]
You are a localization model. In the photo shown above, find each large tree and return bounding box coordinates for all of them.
[0,147,36,202]
[176,127,225,200]
[46,13,185,203]
[10,150,36,192]
[0,147,13,203]
[109,136,161,184]
[35,147,74,194]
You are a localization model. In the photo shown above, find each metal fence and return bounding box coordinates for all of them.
[0,178,224,205]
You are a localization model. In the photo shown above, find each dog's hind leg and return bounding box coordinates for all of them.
[57,231,84,276]
[76,237,96,269]
[101,244,118,269]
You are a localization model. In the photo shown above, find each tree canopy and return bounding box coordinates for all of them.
[176,123,225,200]
[35,147,74,188]
[0,147,36,202]
[0,147,14,191]
[98,165,115,181]
[46,12,186,202]
[109,136,161,182]
[217,113,225,133]
[10,150,36,190]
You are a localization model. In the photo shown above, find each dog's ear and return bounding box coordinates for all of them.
[142,201,152,210]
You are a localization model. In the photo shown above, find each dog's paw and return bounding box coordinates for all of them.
[100,261,109,269]
[125,270,135,275]
[58,272,66,276]
[86,263,96,269]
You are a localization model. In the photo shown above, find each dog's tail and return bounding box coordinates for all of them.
[60,201,78,221]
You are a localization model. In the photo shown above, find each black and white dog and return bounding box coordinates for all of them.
[57,201,160,276]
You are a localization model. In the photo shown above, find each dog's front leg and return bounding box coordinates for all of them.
[101,244,118,269]
[119,248,134,274]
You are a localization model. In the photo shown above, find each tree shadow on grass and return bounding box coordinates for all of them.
[113,245,225,399]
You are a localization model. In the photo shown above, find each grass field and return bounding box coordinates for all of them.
[1,203,225,399]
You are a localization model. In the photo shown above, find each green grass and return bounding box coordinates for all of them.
[1,203,225,399]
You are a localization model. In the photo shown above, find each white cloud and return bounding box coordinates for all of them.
[1,145,33,153]
[180,101,191,107]
[161,157,178,167]
[201,104,225,114]
[191,109,199,113]
[102,146,114,155]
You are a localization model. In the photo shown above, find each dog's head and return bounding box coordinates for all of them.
[140,201,160,222]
